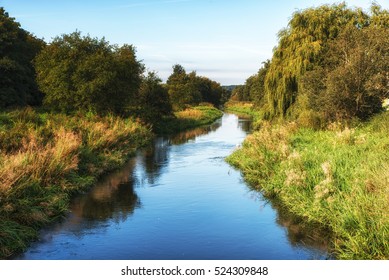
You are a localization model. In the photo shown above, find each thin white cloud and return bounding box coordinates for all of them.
[119,0,192,8]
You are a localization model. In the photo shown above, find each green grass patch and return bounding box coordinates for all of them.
[224,101,258,118]
[224,101,263,129]
[227,112,389,259]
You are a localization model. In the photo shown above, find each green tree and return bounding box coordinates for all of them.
[370,3,389,27]
[195,76,224,107]
[34,31,143,115]
[135,72,172,123]
[230,85,245,101]
[301,25,389,121]
[0,7,45,108]
[166,64,200,110]
[228,61,269,106]
[166,64,189,110]
[264,3,367,118]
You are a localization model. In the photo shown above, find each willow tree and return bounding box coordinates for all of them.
[264,3,368,118]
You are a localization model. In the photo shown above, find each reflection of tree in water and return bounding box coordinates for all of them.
[70,159,140,223]
[137,121,222,185]
[248,190,332,258]
[169,121,221,145]
[137,137,170,185]
[237,118,252,133]
[271,198,332,258]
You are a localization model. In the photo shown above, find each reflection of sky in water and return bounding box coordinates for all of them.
[17,114,330,260]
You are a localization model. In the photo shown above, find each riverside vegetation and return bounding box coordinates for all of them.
[0,105,221,259]
[0,8,223,259]
[1,3,388,260]
[227,3,389,259]
[227,106,389,259]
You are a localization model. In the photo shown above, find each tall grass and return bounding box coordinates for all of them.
[227,112,389,259]
[0,108,152,258]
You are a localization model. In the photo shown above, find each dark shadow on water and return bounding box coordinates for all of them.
[70,159,140,222]
[169,120,221,145]
[246,189,333,259]
[237,117,252,133]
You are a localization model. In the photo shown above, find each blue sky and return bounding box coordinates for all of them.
[1,0,388,85]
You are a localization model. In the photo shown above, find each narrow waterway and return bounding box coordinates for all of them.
[17,113,329,260]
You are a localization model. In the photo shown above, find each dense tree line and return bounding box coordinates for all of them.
[236,3,389,126]
[0,8,225,126]
[0,8,45,108]
[166,64,226,110]
[34,31,144,115]
[230,60,269,107]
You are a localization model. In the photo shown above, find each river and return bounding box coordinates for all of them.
[17,113,329,260]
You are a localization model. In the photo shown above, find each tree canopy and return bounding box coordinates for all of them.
[166,64,225,110]
[234,3,389,125]
[299,24,389,122]
[135,71,172,123]
[0,7,45,108]
[34,31,143,115]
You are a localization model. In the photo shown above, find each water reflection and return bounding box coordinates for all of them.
[135,121,222,186]
[245,190,330,258]
[71,159,140,222]
[136,137,170,185]
[273,201,331,257]
[237,118,252,133]
[169,121,221,145]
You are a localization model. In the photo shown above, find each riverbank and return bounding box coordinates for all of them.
[224,101,258,118]
[0,105,223,259]
[227,111,389,259]
[224,101,262,130]
[154,105,223,134]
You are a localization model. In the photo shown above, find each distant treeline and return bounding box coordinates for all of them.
[230,3,389,127]
[0,7,228,125]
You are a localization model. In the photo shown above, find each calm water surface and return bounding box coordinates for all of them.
[17,114,329,260]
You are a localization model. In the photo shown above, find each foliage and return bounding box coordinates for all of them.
[264,3,367,118]
[0,8,45,108]
[134,72,172,124]
[230,85,246,102]
[227,3,389,125]
[299,25,389,122]
[167,64,200,110]
[230,61,269,107]
[166,64,225,110]
[34,31,143,115]
[227,111,389,259]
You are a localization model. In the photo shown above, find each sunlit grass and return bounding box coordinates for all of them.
[175,108,204,119]
[156,105,223,134]
[227,111,389,259]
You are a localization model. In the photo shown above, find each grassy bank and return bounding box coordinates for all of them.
[224,101,262,129]
[0,108,153,259]
[155,105,223,134]
[224,101,257,117]
[227,112,389,259]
